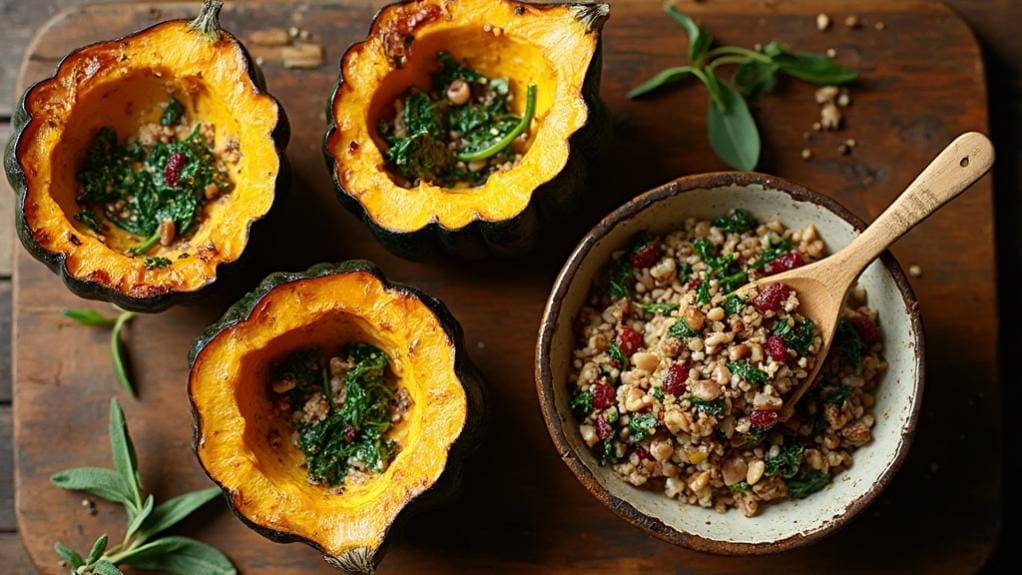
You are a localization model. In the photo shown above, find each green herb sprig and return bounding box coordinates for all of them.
[629,3,857,170]
[52,399,235,575]
[62,307,136,396]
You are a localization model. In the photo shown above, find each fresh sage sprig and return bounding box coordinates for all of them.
[629,3,857,170]
[51,398,235,575]
[62,307,136,396]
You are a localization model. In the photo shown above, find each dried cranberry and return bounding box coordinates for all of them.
[164,152,188,187]
[343,424,356,443]
[766,250,804,274]
[633,446,654,461]
[595,416,614,440]
[765,335,788,362]
[630,243,661,268]
[591,383,616,409]
[752,282,791,313]
[688,278,702,291]
[662,362,689,396]
[617,327,644,357]
[851,317,878,345]
[750,409,779,429]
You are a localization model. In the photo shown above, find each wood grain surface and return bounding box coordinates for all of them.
[9,1,1001,573]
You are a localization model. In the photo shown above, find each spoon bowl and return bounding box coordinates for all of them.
[748,131,994,420]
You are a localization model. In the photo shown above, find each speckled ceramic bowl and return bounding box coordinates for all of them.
[535,172,924,554]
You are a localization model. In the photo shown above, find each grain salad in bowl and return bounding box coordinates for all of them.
[569,212,886,517]
[536,173,923,553]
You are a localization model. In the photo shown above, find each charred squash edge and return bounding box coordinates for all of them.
[187,260,487,571]
[323,0,610,260]
[4,3,291,312]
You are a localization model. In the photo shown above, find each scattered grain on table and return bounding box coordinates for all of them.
[816,13,831,31]
[283,43,325,69]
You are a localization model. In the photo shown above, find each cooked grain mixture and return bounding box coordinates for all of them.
[569,210,886,516]
[271,343,411,491]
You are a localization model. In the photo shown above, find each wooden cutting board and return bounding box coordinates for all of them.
[11,1,1001,573]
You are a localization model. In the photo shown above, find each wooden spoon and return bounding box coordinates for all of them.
[745,131,995,422]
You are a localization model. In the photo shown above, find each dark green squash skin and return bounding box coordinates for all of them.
[188,260,487,572]
[323,0,610,261]
[3,15,290,313]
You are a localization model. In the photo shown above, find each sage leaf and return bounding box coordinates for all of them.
[773,51,857,84]
[733,60,780,100]
[86,534,109,564]
[54,541,84,568]
[125,494,155,540]
[111,312,136,396]
[50,467,132,507]
[628,66,693,99]
[138,486,222,540]
[666,4,712,62]
[61,307,116,328]
[108,398,142,510]
[707,81,760,170]
[119,536,237,575]
[92,559,124,575]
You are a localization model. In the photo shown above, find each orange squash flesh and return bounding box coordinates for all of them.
[189,262,480,567]
[325,0,608,252]
[8,4,286,309]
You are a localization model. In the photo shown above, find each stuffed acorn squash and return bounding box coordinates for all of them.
[189,261,485,574]
[4,0,289,311]
[324,0,609,259]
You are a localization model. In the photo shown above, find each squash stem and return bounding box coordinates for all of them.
[129,232,160,256]
[455,84,537,162]
[189,0,224,41]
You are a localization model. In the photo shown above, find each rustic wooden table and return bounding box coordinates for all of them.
[0,0,1016,573]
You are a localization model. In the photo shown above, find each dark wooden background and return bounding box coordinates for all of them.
[1,0,1016,572]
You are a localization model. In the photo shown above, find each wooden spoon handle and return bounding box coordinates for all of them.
[838,132,994,275]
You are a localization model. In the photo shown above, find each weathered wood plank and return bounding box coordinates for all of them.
[0,282,10,403]
[1,407,14,532]
[0,533,37,574]
[0,123,12,279]
[8,1,1001,574]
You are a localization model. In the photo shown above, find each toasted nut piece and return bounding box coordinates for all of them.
[722,457,749,485]
[688,470,711,492]
[684,307,705,330]
[447,79,471,105]
[632,352,660,373]
[747,459,766,485]
[707,307,725,321]
[650,438,674,462]
[158,218,176,246]
[580,424,598,447]
[690,379,722,401]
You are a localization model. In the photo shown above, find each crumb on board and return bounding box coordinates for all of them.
[801,148,813,160]
[845,15,862,29]
[816,13,831,31]
[875,20,886,31]
[826,48,838,58]
[909,264,923,277]
[249,28,292,47]
[283,42,325,69]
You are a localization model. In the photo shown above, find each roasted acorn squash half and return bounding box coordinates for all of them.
[189,261,485,573]
[324,0,609,259]
[4,0,289,312]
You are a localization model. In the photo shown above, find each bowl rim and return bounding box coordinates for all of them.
[534,171,925,555]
